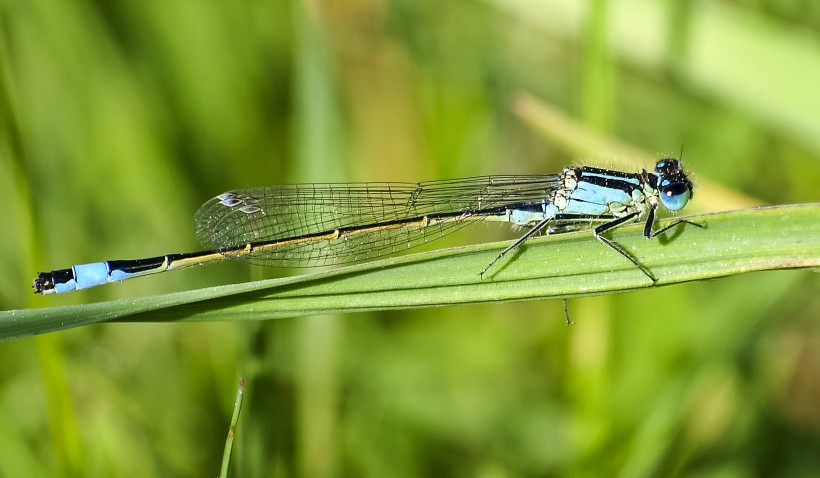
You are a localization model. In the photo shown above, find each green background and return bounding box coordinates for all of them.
[1,0,819,476]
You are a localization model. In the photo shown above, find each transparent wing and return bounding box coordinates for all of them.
[193,175,562,267]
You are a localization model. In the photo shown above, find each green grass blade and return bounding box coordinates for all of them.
[3,204,818,341]
[218,377,245,478]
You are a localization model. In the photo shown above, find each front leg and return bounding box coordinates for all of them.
[643,204,704,238]
[648,218,704,238]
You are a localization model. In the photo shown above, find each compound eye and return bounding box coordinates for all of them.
[660,183,691,211]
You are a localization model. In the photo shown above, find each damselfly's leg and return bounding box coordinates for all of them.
[647,219,704,238]
[642,205,704,238]
[593,211,658,283]
[479,215,555,279]
[480,212,617,279]
[597,209,703,283]
[562,298,574,326]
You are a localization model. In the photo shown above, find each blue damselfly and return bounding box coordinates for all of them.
[34,159,700,301]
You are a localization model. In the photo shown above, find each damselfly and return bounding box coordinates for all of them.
[33,159,700,297]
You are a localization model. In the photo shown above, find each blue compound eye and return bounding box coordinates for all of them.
[660,182,691,211]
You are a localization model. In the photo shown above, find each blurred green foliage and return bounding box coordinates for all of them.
[1,0,818,476]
